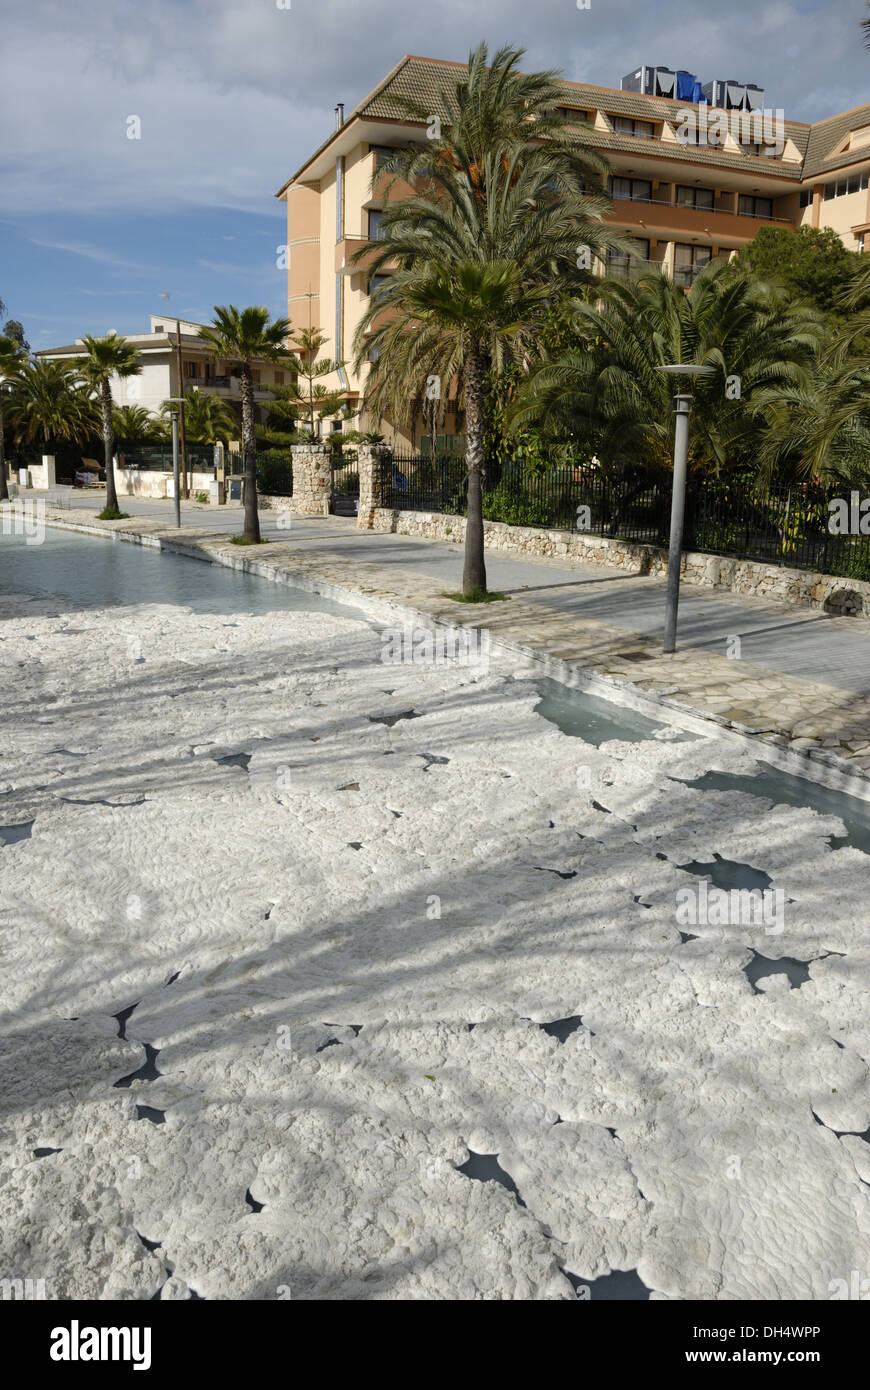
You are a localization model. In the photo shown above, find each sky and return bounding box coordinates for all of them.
[1,0,867,350]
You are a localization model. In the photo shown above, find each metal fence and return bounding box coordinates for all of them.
[117,444,216,471]
[378,455,870,583]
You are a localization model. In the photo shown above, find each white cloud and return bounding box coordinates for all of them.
[0,0,867,217]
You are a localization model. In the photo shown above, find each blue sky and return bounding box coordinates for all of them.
[1,0,867,350]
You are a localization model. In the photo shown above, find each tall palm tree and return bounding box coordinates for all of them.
[0,333,27,501]
[6,359,98,460]
[77,334,142,516]
[512,262,825,481]
[159,388,237,445]
[353,45,624,594]
[198,307,291,542]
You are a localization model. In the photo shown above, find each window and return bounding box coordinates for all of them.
[372,145,403,170]
[367,343,381,365]
[799,188,812,208]
[823,172,869,199]
[607,238,651,278]
[252,369,261,385]
[738,194,773,218]
[367,274,392,302]
[610,176,652,202]
[368,208,386,240]
[154,324,163,333]
[185,361,198,378]
[556,107,589,124]
[674,243,712,285]
[274,371,284,386]
[613,116,655,139]
[676,186,715,210]
[741,142,779,158]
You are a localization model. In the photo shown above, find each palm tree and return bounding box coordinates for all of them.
[113,405,167,445]
[159,388,236,445]
[0,333,27,501]
[6,359,98,461]
[352,41,624,595]
[77,334,142,516]
[280,326,343,437]
[198,307,291,542]
[512,262,825,484]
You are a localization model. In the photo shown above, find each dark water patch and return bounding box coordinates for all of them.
[0,820,34,846]
[563,1267,651,1300]
[455,1150,526,1208]
[138,1233,162,1252]
[369,710,422,728]
[540,1015,586,1043]
[115,1043,162,1088]
[677,852,772,894]
[348,842,363,851]
[338,781,360,792]
[135,1105,165,1125]
[216,751,251,771]
[744,951,811,993]
[245,1189,265,1214]
[419,752,449,771]
[33,1147,62,1158]
[535,866,577,880]
[114,1002,139,1039]
[164,972,180,987]
[679,931,699,943]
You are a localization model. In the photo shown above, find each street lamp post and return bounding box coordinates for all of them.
[170,411,181,528]
[655,364,715,653]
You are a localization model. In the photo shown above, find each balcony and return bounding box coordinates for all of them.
[605,193,792,243]
[335,234,395,276]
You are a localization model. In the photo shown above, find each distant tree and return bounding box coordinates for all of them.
[112,405,167,445]
[0,333,28,500]
[159,388,236,445]
[2,320,29,351]
[198,306,292,542]
[6,359,98,461]
[282,326,346,437]
[77,334,142,516]
[735,226,861,320]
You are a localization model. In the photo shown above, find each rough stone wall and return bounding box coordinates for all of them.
[367,507,870,616]
[357,445,392,529]
[290,443,332,516]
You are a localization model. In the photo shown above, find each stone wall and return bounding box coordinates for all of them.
[367,507,870,616]
[115,467,169,499]
[290,442,331,516]
[357,444,392,529]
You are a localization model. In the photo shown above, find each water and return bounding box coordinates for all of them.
[677,765,870,857]
[532,676,693,746]
[0,529,366,622]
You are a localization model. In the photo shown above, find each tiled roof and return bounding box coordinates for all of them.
[803,103,870,178]
[277,54,866,192]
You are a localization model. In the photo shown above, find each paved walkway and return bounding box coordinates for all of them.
[11,490,870,780]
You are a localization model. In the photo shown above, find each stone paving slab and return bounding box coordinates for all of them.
[23,503,870,789]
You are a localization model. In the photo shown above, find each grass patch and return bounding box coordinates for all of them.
[229,534,264,546]
[441,587,509,604]
[97,506,130,521]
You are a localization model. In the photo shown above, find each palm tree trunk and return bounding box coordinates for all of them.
[0,400,8,502]
[462,342,487,595]
[102,380,120,512]
[239,365,260,542]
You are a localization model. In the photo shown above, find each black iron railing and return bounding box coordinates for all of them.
[378,456,870,583]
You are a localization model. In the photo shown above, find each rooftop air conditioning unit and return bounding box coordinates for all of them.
[620,65,676,97]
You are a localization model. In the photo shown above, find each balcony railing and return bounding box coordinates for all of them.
[609,191,790,223]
